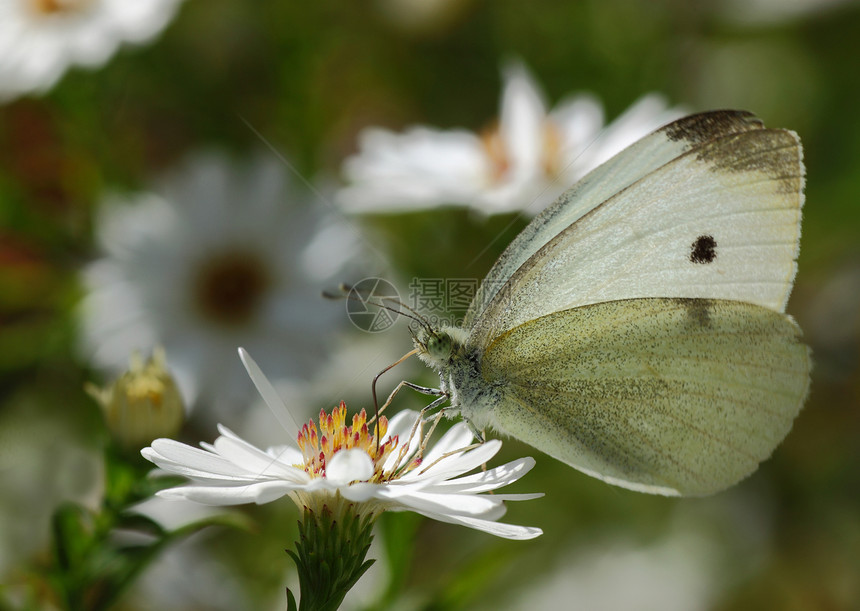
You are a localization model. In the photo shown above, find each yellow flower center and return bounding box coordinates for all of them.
[479,120,563,185]
[479,121,510,185]
[29,0,89,15]
[296,403,408,482]
[540,121,563,177]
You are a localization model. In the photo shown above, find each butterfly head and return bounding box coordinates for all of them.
[412,325,469,371]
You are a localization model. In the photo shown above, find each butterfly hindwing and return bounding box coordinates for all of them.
[479,298,810,496]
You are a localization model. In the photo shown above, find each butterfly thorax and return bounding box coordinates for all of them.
[413,325,504,431]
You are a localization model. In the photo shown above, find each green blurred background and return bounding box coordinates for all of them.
[1,0,859,609]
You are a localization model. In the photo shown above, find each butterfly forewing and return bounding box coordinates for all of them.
[468,124,803,350]
[465,110,771,329]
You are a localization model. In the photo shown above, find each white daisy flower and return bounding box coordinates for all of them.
[141,351,543,541]
[337,62,684,216]
[79,153,368,421]
[0,0,185,102]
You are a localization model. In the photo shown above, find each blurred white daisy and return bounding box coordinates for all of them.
[141,351,543,540]
[337,62,684,216]
[496,529,718,611]
[79,153,368,421]
[0,0,185,102]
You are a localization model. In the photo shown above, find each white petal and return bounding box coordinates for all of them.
[266,444,304,465]
[327,449,374,484]
[383,409,421,443]
[146,465,256,485]
[418,421,475,465]
[562,93,684,181]
[404,508,542,540]
[157,480,296,506]
[488,493,544,501]
[407,439,502,483]
[381,410,423,472]
[338,482,383,503]
[337,127,488,212]
[238,348,301,439]
[438,514,543,541]
[378,487,503,516]
[424,457,536,493]
[210,425,305,481]
[143,440,254,479]
[498,61,547,177]
[550,93,605,157]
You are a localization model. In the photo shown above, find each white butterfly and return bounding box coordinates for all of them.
[409,110,810,497]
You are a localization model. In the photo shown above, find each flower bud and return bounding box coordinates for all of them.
[87,348,184,450]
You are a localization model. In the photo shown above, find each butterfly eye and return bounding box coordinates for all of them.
[426,333,453,360]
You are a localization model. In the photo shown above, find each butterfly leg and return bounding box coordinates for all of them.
[413,409,488,475]
[375,380,446,422]
[374,381,448,454]
[387,393,451,471]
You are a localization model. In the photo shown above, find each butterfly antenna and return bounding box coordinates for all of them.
[324,284,436,450]
[323,283,430,329]
[378,296,433,332]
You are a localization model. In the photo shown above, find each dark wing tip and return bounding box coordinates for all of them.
[664,110,763,145]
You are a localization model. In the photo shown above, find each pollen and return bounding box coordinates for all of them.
[296,402,403,481]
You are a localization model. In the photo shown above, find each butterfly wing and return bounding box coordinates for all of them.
[480,298,810,496]
[466,111,804,349]
[465,111,766,327]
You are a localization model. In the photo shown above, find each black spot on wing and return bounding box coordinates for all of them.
[690,235,717,264]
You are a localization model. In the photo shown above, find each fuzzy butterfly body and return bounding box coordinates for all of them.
[414,110,809,497]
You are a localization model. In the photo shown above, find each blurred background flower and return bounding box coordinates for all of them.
[2,0,859,608]
[0,0,186,101]
[337,61,683,216]
[78,152,374,425]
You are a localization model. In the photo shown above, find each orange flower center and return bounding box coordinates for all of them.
[296,403,409,482]
[30,0,88,15]
[479,121,510,185]
[479,120,563,185]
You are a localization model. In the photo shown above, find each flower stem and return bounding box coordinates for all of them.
[286,504,376,611]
